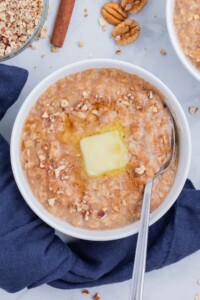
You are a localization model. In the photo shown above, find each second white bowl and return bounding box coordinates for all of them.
[166,0,200,81]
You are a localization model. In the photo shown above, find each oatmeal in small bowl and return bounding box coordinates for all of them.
[166,0,200,80]
[11,59,191,241]
[0,0,48,61]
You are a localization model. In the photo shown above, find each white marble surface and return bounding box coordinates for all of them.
[0,0,200,299]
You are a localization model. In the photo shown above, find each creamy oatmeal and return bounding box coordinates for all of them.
[21,69,177,230]
[174,0,200,71]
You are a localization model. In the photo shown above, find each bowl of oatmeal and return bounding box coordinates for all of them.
[166,0,200,80]
[0,0,48,61]
[11,59,191,241]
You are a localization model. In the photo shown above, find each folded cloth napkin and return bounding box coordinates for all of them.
[0,64,200,294]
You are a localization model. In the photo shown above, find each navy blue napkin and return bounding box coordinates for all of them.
[0,64,200,293]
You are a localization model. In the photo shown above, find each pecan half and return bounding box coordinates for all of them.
[101,2,128,26]
[121,0,148,14]
[112,20,141,45]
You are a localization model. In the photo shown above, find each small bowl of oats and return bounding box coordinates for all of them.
[0,0,48,61]
[11,59,191,241]
[166,0,200,81]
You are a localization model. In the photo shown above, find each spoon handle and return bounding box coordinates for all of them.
[129,179,153,300]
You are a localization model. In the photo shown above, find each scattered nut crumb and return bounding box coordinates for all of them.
[115,50,122,55]
[81,289,90,295]
[99,17,107,32]
[39,26,48,39]
[51,46,59,53]
[135,165,146,175]
[41,54,45,58]
[93,293,101,300]
[29,45,36,50]
[160,48,167,55]
[84,8,88,17]
[197,279,200,285]
[48,198,56,207]
[189,106,198,115]
[78,41,84,47]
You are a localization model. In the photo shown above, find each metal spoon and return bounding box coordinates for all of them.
[129,113,176,300]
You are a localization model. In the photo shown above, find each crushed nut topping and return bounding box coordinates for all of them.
[40,163,45,169]
[39,154,46,161]
[189,106,198,115]
[101,2,128,26]
[135,164,146,175]
[149,105,158,113]
[84,211,90,221]
[76,111,87,119]
[97,209,106,219]
[0,0,43,57]
[61,99,69,108]
[55,165,66,178]
[48,198,56,207]
[148,91,153,99]
[82,91,89,98]
[42,112,49,119]
[91,109,99,116]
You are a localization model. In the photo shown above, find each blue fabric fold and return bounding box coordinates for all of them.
[0,64,200,294]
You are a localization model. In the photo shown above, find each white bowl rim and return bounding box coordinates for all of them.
[166,0,200,81]
[11,58,192,241]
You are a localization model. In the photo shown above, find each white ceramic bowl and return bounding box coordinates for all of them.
[166,0,200,81]
[11,59,191,241]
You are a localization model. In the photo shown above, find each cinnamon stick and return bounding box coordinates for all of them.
[51,0,75,48]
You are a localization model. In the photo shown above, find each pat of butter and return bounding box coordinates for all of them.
[80,130,129,176]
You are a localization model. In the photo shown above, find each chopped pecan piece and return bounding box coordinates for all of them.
[48,198,56,207]
[101,2,128,26]
[112,20,141,45]
[81,289,90,295]
[97,210,106,219]
[135,164,146,175]
[93,293,101,300]
[189,106,198,115]
[160,48,167,55]
[121,0,148,14]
